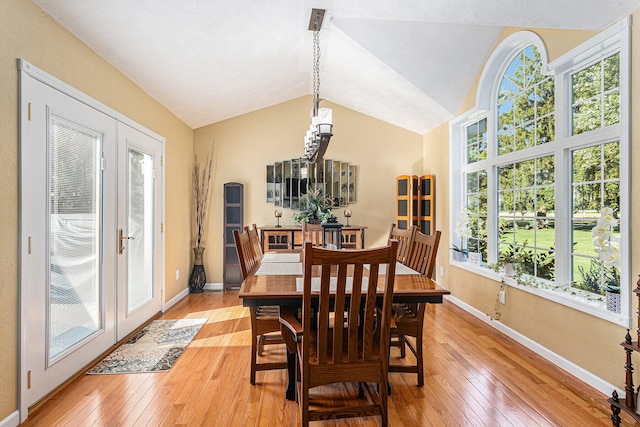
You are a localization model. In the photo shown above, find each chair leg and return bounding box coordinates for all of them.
[257,334,265,356]
[399,335,407,358]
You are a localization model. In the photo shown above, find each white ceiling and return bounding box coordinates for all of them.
[32,0,640,134]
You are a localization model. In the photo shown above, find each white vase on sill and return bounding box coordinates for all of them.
[606,291,621,314]
[503,263,515,277]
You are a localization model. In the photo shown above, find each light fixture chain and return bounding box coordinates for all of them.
[313,29,320,101]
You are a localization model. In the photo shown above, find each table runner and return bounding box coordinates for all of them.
[256,262,303,276]
[261,253,300,263]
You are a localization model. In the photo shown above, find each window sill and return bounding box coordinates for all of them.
[449,259,631,327]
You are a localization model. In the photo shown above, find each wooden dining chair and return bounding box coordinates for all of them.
[388,223,417,263]
[389,230,441,387]
[279,240,399,426]
[233,228,287,384]
[301,221,323,247]
[247,224,263,259]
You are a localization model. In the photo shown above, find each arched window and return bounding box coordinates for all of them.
[449,21,630,325]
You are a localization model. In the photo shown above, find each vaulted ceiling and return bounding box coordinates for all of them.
[32,0,640,134]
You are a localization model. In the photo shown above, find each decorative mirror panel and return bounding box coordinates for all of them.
[266,158,357,208]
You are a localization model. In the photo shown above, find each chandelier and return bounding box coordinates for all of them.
[304,8,333,164]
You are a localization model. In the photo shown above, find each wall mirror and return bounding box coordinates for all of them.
[266,158,356,209]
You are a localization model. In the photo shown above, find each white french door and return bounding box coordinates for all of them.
[116,123,163,340]
[19,62,164,415]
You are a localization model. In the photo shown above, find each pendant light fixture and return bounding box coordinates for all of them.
[304,8,333,163]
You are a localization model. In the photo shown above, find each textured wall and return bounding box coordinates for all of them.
[0,0,193,420]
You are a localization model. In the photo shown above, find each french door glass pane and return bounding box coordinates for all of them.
[127,148,154,312]
[49,116,102,362]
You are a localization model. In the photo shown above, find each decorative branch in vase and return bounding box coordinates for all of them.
[190,143,215,293]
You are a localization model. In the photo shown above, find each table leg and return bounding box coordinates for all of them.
[285,346,296,401]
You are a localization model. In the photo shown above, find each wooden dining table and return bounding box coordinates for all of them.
[238,251,451,400]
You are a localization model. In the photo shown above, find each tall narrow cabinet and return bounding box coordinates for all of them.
[223,182,243,290]
[395,175,435,235]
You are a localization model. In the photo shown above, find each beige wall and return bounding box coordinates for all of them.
[0,0,193,419]
[194,96,423,282]
[427,21,638,388]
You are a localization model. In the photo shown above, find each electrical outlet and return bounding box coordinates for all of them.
[439,266,444,276]
[176,270,180,280]
[499,290,506,305]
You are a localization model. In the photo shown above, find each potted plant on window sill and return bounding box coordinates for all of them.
[450,245,469,262]
[498,241,528,277]
[592,207,621,313]
[452,207,471,262]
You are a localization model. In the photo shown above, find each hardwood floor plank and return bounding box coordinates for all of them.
[20,292,630,426]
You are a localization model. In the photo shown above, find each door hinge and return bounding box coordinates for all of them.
[161,289,164,300]
[28,103,32,121]
[160,223,164,233]
[161,156,163,166]
[28,370,31,389]
[28,236,32,254]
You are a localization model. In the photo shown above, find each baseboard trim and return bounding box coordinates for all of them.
[446,295,623,398]
[0,410,19,427]
[163,287,189,312]
[204,282,224,291]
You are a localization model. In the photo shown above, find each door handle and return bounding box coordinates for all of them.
[119,228,135,255]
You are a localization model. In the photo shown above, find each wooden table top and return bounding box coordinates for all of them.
[259,224,367,231]
[238,257,450,306]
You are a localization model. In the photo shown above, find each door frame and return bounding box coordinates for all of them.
[18,59,165,423]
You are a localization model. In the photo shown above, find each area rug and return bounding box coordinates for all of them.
[86,318,207,374]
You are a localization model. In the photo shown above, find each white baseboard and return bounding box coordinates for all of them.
[162,283,224,312]
[446,295,623,398]
[163,287,189,312]
[0,410,19,427]
[204,282,224,291]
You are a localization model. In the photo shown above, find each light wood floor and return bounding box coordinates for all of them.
[21,291,625,426]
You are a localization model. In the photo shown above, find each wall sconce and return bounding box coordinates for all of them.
[274,209,282,227]
[343,209,351,226]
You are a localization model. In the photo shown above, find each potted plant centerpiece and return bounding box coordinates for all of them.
[189,143,214,293]
[292,187,333,225]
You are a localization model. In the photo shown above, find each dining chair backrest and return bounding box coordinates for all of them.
[302,221,323,247]
[234,228,259,279]
[388,223,417,264]
[300,238,398,379]
[247,224,263,257]
[405,230,441,277]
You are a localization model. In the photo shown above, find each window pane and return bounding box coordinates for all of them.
[573,99,601,134]
[572,53,620,135]
[571,142,620,295]
[465,118,487,164]
[498,155,556,279]
[536,114,554,145]
[498,45,554,156]
[49,116,102,362]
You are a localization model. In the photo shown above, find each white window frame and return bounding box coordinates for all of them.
[449,18,631,327]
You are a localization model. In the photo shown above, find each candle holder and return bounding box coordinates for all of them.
[274,209,282,227]
[343,209,351,227]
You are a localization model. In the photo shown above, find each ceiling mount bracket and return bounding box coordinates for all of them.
[308,8,325,31]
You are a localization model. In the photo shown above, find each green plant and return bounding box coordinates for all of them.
[292,187,333,225]
[498,240,528,265]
